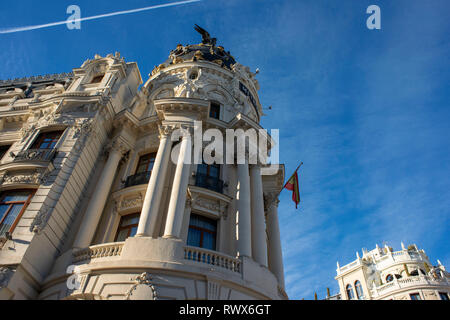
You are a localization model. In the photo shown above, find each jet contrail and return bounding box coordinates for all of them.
[0,0,201,34]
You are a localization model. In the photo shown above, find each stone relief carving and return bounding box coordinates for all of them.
[115,195,143,213]
[30,203,51,233]
[0,168,50,187]
[125,272,157,300]
[190,193,228,219]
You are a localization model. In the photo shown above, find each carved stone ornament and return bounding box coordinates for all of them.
[0,168,50,187]
[125,272,157,300]
[0,267,15,289]
[115,195,143,213]
[30,203,51,234]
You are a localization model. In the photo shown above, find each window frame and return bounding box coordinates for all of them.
[30,130,64,150]
[114,212,140,242]
[409,293,421,300]
[0,189,35,238]
[209,102,221,120]
[346,284,355,300]
[354,280,364,300]
[439,292,449,301]
[186,213,218,251]
[135,152,157,175]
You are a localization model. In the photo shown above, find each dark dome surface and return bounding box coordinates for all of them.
[166,43,237,70]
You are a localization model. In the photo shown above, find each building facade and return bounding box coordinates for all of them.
[334,243,450,300]
[0,30,287,300]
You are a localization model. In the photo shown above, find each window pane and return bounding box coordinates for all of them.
[190,215,216,232]
[0,205,10,222]
[202,232,216,251]
[187,228,201,247]
[129,226,138,238]
[0,204,23,236]
[120,214,140,227]
[115,229,129,242]
[2,193,30,202]
[197,164,208,175]
[439,292,449,300]
[209,165,220,178]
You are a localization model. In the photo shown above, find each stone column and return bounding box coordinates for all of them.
[236,162,252,258]
[250,165,268,267]
[74,140,127,249]
[266,194,285,288]
[163,130,192,239]
[136,126,173,237]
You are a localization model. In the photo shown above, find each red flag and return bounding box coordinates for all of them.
[284,170,300,209]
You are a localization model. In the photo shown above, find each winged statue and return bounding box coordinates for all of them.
[194,24,217,46]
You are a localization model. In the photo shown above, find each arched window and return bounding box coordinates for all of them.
[354,281,364,300]
[346,284,355,300]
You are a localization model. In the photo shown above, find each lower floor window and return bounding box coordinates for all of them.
[187,214,217,251]
[410,293,421,300]
[115,213,140,242]
[0,190,34,238]
[439,292,449,300]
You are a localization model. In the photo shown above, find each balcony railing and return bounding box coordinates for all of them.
[73,242,124,263]
[371,275,450,297]
[124,171,151,188]
[195,172,224,193]
[13,148,56,162]
[184,246,242,274]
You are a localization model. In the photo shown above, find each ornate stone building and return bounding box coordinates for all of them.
[333,243,450,300]
[0,30,287,300]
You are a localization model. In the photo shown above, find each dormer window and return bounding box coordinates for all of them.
[90,74,104,84]
[210,102,220,120]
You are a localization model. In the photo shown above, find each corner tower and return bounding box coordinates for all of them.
[0,27,286,300]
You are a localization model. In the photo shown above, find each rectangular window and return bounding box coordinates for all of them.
[209,102,221,120]
[31,130,64,150]
[187,214,217,251]
[0,190,34,238]
[136,153,157,174]
[197,163,220,179]
[439,292,449,300]
[115,213,140,242]
[410,293,421,300]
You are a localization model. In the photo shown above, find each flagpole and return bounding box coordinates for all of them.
[266,162,303,209]
[281,162,303,191]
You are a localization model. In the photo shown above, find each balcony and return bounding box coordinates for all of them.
[13,148,56,162]
[124,171,151,188]
[195,172,224,194]
[184,246,242,274]
[73,242,124,264]
[371,275,450,298]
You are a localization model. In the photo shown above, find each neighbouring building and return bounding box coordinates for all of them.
[0,28,287,300]
[331,243,450,300]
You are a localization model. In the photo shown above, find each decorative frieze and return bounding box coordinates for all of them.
[0,168,51,187]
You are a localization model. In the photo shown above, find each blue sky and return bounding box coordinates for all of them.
[1,0,449,300]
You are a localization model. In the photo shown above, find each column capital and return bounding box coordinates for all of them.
[264,192,280,211]
[105,136,131,156]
